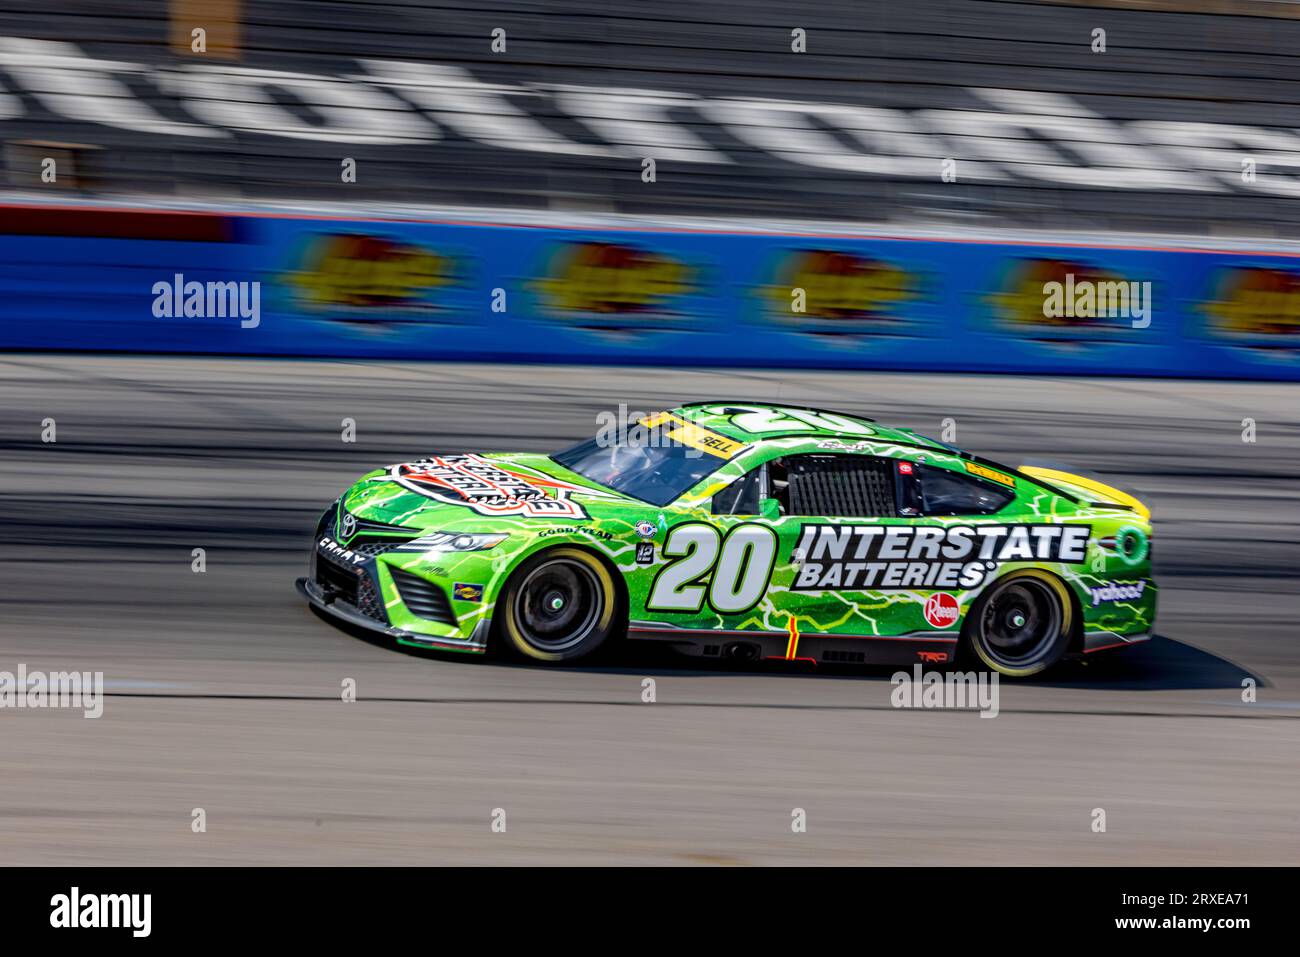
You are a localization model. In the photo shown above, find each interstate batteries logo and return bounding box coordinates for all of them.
[280,232,459,316]
[792,523,1091,591]
[391,454,595,519]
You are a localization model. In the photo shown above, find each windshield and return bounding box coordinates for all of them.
[551,438,733,507]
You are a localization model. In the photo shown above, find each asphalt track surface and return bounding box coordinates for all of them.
[1,355,1297,865]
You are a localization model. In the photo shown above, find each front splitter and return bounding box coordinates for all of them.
[296,577,489,654]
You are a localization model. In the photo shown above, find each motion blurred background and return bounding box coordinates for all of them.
[3,0,1300,234]
[2,1,1300,375]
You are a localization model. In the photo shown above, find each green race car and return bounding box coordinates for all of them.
[297,402,1155,677]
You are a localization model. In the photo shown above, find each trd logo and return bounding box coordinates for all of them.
[916,651,949,663]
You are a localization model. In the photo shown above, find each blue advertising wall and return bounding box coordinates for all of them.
[1,204,1298,380]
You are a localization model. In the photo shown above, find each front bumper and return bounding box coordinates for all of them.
[297,575,490,654]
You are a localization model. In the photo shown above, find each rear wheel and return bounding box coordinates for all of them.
[498,547,619,663]
[964,570,1073,677]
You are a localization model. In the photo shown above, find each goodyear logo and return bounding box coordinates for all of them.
[282,233,456,310]
[964,462,1015,487]
[532,241,696,316]
[1201,266,1300,339]
[987,258,1134,332]
[764,250,920,321]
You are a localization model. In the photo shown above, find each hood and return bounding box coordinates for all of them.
[340,451,633,530]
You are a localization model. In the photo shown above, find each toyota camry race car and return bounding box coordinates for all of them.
[297,402,1155,677]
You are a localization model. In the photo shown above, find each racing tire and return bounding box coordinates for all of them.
[962,570,1073,678]
[498,547,620,663]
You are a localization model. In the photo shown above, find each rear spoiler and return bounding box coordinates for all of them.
[1017,466,1151,520]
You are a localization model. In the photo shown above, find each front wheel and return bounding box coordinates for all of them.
[963,570,1073,677]
[497,547,620,663]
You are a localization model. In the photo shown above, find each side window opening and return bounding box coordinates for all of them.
[912,463,1013,516]
[711,465,763,516]
[770,454,897,517]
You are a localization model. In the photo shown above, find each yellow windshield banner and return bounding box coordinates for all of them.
[639,413,745,459]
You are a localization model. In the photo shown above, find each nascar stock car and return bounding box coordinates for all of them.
[297,402,1155,677]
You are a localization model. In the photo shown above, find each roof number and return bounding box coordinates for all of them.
[711,405,875,437]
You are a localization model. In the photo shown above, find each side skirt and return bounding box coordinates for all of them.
[1082,630,1151,654]
[628,622,959,667]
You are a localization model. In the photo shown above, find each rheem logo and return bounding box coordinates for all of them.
[923,593,959,628]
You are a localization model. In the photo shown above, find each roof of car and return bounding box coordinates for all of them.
[670,401,956,451]
[655,402,1085,504]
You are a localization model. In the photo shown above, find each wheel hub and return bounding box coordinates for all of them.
[514,559,604,653]
[979,580,1062,669]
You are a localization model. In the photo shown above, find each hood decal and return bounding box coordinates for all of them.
[390,453,595,519]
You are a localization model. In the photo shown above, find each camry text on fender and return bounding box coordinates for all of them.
[297,402,1155,677]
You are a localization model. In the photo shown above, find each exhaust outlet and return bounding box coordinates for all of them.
[723,641,760,662]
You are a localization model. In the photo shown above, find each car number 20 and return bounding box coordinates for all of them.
[647,523,778,614]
